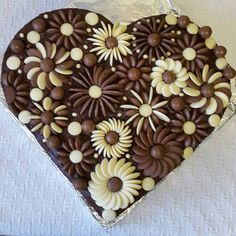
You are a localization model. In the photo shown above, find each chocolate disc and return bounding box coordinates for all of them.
[107,177,123,192]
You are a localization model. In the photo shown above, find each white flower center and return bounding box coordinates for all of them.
[69,150,83,163]
[183,121,196,135]
[183,47,196,61]
[89,85,102,98]
[139,104,152,117]
[60,23,74,36]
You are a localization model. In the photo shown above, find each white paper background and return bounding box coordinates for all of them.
[1,0,236,235]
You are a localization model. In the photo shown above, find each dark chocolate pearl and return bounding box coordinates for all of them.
[199,26,212,39]
[47,135,61,149]
[170,97,185,111]
[4,86,16,104]
[83,53,97,67]
[41,111,54,124]
[82,119,96,134]
[107,177,123,192]
[177,15,190,28]
[151,145,165,159]
[147,33,161,47]
[223,67,236,79]
[73,178,88,190]
[40,58,55,72]
[10,39,25,54]
[32,18,46,32]
[162,71,176,84]
[201,83,214,98]
[214,46,227,58]
[105,37,118,49]
[105,131,119,145]
[51,87,65,100]
[128,68,141,81]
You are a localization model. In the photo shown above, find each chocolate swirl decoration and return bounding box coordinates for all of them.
[132,126,183,178]
[115,55,151,92]
[68,66,122,118]
[46,9,87,50]
[170,108,212,148]
[131,16,177,64]
[56,137,97,178]
[171,33,210,72]
[1,71,29,113]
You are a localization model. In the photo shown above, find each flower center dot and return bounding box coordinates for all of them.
[105,37,118,49]
[41,111,54,124]
[128,68,141,81]
[162,71,176,84]
[69,150,83,164]
[40,58,55,73]
[201,83,214,98]
[60,23,74,36]
[183,47,197,61]
[183,121,196,135]
[147,33,161,47]
[88,85,102,98]
[151,145,165,159]
[105,131,119,145]
[107,177,123,192]
[139,104,152,117]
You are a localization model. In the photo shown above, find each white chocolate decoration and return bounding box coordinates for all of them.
[85,12,99,26]
[142,177,155,191]
[102,210,116,221]
[205,37,216,49]
[70,48,83,61]
[60,23,74,36]
[187,23,198,35]
[183,121,196,135]
[139,104,152,117]
[209,114,221,127]
[18,110,31,124]
[165,14,177,25]
[27,31,40,44]
[68,121,82,136]
[69,150,83,163]
[6,56,21,70]
[183,147,193,159]
[216,58,228,70]
[183,48,196,61]
[30,88,43,101]
[88,85,102,99]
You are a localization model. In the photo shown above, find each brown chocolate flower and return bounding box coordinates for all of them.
[57,137,97,178]
[69,66,122,118]
[46,9,87,50]
[171,33,209,72]
[170,108,212,148]
[115,56,151,92]
[132,126,183,178]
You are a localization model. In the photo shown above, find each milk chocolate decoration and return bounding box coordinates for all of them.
[1,8,235,223]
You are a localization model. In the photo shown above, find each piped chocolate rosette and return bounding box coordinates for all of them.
[1,8,235,223]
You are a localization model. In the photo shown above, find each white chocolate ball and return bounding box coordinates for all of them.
[27,31,40,44]
[142,177,155,191]
[18,110,31,124]
[183,147,193,159]
[60,23,74,36]
[215,58,228,70]
[209,114,221,127]
[89,85,102,99]
[102,209,116,221]
[183,48,197,61]
[139,104,152,117]
[165,14,177,25]
[69,150,83,163]
[85,12,99,26]
[70,48,83,61]
[6,56,21,70]
[205,37,216,49]
[183,121,196,135]
[68,122,82,136]
[30,88,43,101]
[187,23,199,35]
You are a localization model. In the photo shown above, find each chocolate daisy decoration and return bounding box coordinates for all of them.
[150,58,189,97]
[69,66,122,118]
[183,64,231,115]
[88,21,133,66]
[46,9,87,50]
[91,118,132,158]
[24,42,73,90]
[121,87,170,135]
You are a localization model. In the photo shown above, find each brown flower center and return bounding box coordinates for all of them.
[40,58,55,73]
[105,131,119,145]
[151,145,165,159]
[147,33,161,47]
[128,68,141,81]
[162,71,176,84]
[41,111,54,124]
[107,177,123,192]
[105,37,118,49]
[201,83,214,98]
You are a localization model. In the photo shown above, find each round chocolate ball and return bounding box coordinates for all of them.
[199,26,212,39]
[128,68,141,81]
[47,135,61,149]
[105,37,118,49]
[107,177,123,192]
[170,97,185,111]
[41,111,54,124]
[51,87,65,100]
[214,46,227,58]
[32,18,46,32]
[151,145,165,159]
[223,67,236,79]
[105,131,119,145]
[147,33,161,47]
[177,15,190,28]
[83,53,97,67]
[10,39,25,54]
[73,178,88,190]
[201,83,214,98]
[162,71,176,84]
[4,86,16,104]
[82,119,96,134]
[40,58,55,72]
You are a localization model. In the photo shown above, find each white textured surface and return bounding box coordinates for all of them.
[1,0,236,235]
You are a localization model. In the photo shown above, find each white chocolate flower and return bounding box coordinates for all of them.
[91,118,132,158]
[150,58,189,97]
[88,158,142,210]
[88,22,133,66]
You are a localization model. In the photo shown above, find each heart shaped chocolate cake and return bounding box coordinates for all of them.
[1,8,235,224]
